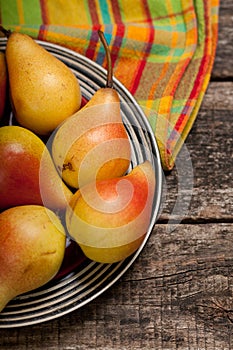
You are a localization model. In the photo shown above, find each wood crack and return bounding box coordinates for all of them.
[203,300,233,324]
[157,217,233,224]
[122,263,233,283]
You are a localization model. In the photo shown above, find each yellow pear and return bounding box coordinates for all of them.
[52,31,131,189]
[66,161,156,263]
[0,26,81,135]
[0,205,66,312]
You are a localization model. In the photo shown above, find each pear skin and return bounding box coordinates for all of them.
[52,30,131,189]
[0,52,8,120]
[0,125,72,211]
[5,31,81,135]
[52,87,131,189]
[0,205,66,312]
[65,161,156,263]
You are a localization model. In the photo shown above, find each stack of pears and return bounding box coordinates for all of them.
[0,28,156,312]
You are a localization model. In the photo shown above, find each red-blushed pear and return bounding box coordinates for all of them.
[0,26,81,135]
[65,161,156,263]
[0,125,72,211]
[51,31,131,189]
[0,205,66,312]
[0,52,8,120]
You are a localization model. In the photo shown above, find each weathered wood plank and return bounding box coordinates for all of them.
[212,0,233,79]
[159,81,233,222]
[203,82,233,110]
[0,223,232,349]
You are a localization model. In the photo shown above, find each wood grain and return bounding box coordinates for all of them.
[158,80,233,226]
[0,1,232,349]
[1,224,232,349]
[212,0,233,79]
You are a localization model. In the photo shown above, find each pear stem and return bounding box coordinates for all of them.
[0,25,11,38]
[98,30,113,88]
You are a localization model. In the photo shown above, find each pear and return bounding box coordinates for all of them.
[0,26,81,135]
[0,52,8,120]
[0,125,72,211]
[51,30,131,189]
[66,161,156,263]
[0,205,66,312]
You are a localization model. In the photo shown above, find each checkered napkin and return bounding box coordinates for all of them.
[0,0,219,170]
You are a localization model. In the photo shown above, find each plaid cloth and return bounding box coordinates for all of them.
[0,0,219,171]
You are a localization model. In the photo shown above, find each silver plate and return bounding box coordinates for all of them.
[0,38,163,328]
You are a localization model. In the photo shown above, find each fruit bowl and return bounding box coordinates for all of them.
[0,38,163,328]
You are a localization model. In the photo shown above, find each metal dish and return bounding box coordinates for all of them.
[0,38,163,328]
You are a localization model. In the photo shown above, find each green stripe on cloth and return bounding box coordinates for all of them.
[1,0,42,25]
[1,0,19,24]
[0,0,219,171]
[22,0,42,24]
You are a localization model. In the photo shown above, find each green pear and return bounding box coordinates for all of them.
[0,205,66,312]
[0,26,81,135]
[51,31,131,189]
[0,125,72,211]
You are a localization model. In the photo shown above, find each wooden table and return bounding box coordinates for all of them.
[1,2,232,349]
